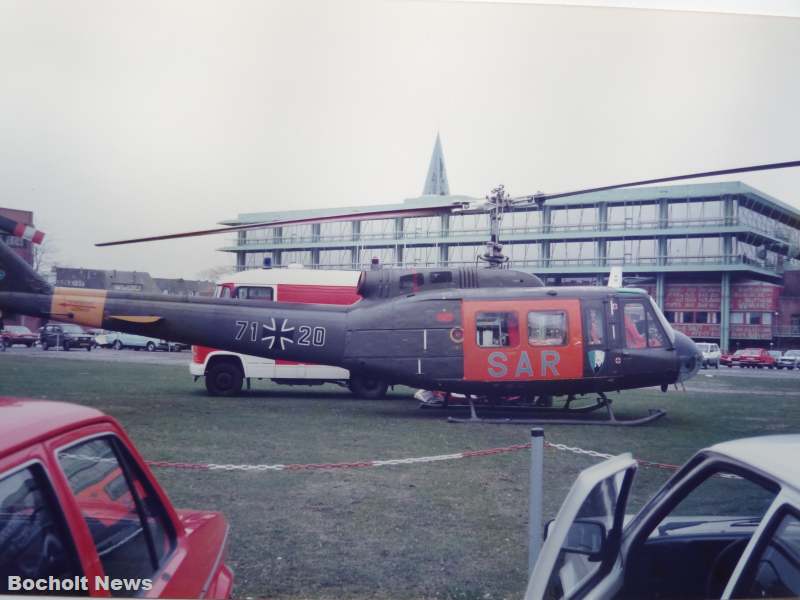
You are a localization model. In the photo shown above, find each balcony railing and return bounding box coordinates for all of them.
[774,326,800,337]
[228,215,798,248]
[237,254,782,273]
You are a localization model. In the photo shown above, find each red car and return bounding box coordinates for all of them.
[734,347,776,369]
[0,397,233,597]
[720,349,744,367]
[1,324,37,347]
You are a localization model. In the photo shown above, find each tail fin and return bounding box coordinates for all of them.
[0,236,52,295]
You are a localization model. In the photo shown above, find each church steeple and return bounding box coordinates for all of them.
[422,133,450,195]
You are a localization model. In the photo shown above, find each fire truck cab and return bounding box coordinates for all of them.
[190,267,389,399]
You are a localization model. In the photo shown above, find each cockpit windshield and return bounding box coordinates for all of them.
[649,297,675,346]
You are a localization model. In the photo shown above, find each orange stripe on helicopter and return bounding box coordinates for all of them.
[49,287,107,328]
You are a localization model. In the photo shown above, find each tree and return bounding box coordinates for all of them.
[32,236,59,282]
[195,264,236,282]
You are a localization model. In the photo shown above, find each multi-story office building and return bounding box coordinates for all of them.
[219,140,800,351]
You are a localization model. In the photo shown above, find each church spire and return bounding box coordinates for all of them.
[422,133,450,195]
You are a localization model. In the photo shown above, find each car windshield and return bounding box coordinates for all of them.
[60,324,85,334]
[740,349,761,356]
[696,343,710,352]
[785,350,800,357]
[5,326,32,333]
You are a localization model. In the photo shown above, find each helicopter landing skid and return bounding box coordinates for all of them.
[445,393,666,426]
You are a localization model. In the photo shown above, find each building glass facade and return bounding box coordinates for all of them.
[221,182,800,351]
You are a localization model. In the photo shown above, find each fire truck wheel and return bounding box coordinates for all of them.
[206,361,244,397]
[348,375,388,399]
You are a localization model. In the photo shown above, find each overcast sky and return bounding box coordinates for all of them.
[1,0,799,278]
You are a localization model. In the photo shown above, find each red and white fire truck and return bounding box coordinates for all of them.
[190,267,390,399]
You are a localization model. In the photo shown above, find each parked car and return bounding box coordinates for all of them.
[736,347,777,368]
[1,324,37,347]
[526,434,800,600]
[38,323,94,351]
[721,349,745,367]
[95,331,180,352]
[777,349,800,370]
[0,397,233,598]
[694,342,721,368]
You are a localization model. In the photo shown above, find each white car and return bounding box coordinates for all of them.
[526,435,800,599]
[695,342,721,368]
[777,349,800,370]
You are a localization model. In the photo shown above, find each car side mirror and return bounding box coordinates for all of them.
[561,519,607,560]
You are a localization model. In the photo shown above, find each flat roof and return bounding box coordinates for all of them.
[223,182,800,229]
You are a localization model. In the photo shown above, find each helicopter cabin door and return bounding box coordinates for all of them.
[462,299,583,383]
[582,299,619,379]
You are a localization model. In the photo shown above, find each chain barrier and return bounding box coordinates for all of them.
[145,440,683,474]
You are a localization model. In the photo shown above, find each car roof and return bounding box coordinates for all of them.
[0,397,109,458]
[707,435,800,491]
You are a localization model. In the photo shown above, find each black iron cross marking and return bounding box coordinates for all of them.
[262,318,295,350]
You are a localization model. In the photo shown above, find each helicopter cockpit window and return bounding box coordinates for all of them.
[236,286,274,302]
[475,311,519,347]
[527,311,567,346]
[624,302,666,349]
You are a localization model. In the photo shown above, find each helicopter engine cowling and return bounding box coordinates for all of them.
[356,266,542,300]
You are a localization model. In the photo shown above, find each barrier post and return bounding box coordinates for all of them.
[528,428,544,576]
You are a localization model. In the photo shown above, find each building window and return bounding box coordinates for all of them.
[731,312,744,324]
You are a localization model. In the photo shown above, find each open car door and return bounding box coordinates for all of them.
[525,454,637,600]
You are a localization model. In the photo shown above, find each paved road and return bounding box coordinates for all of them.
[697,364,800,378]
[1,344,191,366]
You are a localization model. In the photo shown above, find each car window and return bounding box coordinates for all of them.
[58,437,175,591]
[235,286,274,302]
[623,466,779,599]
[734,509,800,598]
[0,464,83,592]
[542,469,631,599]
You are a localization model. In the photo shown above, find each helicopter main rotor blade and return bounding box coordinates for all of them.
[96,202,468,247]
[514,160,800,204]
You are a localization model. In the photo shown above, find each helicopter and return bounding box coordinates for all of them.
[1,160,799,425]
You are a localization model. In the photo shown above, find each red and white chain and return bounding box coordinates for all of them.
[146,440,684,473]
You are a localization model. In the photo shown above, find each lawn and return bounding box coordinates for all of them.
[1,357,798,599]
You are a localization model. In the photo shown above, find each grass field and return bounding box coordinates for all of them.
[1,356,799,599]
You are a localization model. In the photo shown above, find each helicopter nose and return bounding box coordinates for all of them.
[675,331,702,382]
